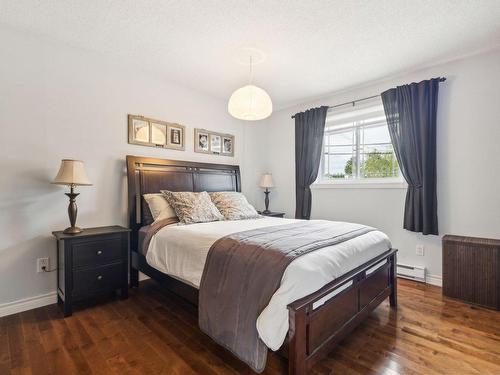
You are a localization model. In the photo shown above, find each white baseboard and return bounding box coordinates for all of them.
[0,291,58,318]
[425,274,442,287]
[397,273,442,287]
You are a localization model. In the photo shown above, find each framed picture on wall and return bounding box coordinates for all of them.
[167,123,185,150]
[128,114,185,151]
[194,128,210,153]
[150,121,167,145]
[222,135,234,156]
[130,117,150,145]
[210,134,221,154]
[194,128,235,157]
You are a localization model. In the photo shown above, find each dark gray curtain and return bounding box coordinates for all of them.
[381,78,440,235]
[294,106,328,219]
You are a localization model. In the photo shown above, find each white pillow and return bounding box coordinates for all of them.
[143,193,177,223]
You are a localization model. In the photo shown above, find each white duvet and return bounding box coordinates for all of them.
[145,217,391,350]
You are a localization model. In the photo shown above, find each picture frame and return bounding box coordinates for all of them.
[194,128,210,154]
[222,135,234,156]
[130,117,150,145]
[151,121,167,145]
[167,124,185,150]
[210,134,222,154]
[194,128,235,157]
[128,114,185,151]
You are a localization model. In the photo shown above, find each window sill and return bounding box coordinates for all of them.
[312,179,407,190]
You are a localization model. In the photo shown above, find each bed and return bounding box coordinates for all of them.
[126,155,397,375]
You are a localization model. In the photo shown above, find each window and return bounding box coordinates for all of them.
[318,98,401,184]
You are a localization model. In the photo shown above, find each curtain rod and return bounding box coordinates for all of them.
[291,77,446,119]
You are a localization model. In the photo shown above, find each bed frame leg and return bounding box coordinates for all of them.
[288,308,307,375]
[389,252,397,308]
[130,266,139,288]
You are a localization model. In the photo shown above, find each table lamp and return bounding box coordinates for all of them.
[259,173,275,214]
[52,159,92,234]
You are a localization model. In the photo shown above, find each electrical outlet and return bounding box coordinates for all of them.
[416,245,425,256]
[37,257,50,273]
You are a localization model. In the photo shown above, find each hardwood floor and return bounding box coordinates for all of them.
[1,279,499,375]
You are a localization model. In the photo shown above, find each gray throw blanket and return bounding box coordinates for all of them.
[198,220,374,373]
[141,217,179,255]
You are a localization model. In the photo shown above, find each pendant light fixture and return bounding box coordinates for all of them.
[228,56,272,121]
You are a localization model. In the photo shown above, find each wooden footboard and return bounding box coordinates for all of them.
[286,249,397,375]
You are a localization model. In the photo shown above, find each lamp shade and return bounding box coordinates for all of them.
[52,159,92,186]
[259,173,275,188]
[228,84,273,121]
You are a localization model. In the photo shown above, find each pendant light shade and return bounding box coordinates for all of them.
[228,84,273,121]
[228,50,272,121]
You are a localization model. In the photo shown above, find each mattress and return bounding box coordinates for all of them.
[145,217,391,350]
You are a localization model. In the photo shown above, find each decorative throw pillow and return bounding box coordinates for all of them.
[209,192,260,220]
[161,191,224,224]
[143,193,177,224]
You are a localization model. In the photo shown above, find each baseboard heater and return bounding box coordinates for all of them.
[397,263,426,283]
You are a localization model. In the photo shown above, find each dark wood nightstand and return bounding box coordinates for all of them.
[258,211,285,218]
[52,225,130,317]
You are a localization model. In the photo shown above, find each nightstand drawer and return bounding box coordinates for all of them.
[72,237,123,268]
[73,262,123,295]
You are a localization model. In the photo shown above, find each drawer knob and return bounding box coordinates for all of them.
[96,250,103,255]
[97,275,103,280]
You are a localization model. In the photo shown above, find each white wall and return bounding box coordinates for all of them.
[1,25,499,311]
[256,49,500,282]
[0,26,253,307]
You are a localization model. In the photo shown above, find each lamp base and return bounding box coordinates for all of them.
[64,186,81,235]
[63,226,83,235]
[264,189,270,214]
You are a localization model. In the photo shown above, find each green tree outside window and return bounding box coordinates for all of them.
[327,150,399,179]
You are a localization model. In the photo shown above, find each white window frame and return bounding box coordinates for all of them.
[314,98,406,189]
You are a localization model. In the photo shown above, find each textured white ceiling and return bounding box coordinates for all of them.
[1,0,500,109]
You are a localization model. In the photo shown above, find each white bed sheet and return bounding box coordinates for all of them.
[145,217,391,350]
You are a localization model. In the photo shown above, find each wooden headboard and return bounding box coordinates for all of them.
[126,155,241,251]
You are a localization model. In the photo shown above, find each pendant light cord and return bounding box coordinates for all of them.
[248,55,254,113]
[249,55,253,85]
